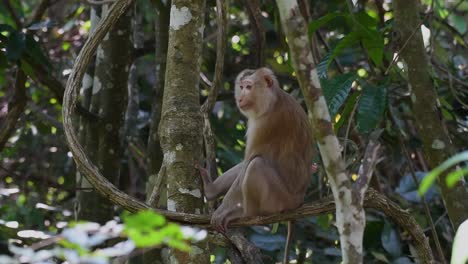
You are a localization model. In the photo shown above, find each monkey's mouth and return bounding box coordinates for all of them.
[238,101,253,110]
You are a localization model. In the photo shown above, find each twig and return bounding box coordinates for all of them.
[356,130,382,199]
[244,0,265,67]
[88,0,116,5]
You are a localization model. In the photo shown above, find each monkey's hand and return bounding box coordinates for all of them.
[211,210,229,233]
[195,162,212,184]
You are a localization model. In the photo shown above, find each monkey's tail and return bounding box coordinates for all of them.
[283,220,294,264]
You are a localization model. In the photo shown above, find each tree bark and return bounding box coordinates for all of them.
[393,0,468,229]
[146,1,170,207]
[0,69,26,152]
[156,0,209,263]
[275,1,379,263]
[78,4,132,223]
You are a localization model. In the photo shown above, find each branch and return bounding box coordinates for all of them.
[199,0,228,182]
[0,69,27,151]
[356,130,382,199]
[244,0,265,67]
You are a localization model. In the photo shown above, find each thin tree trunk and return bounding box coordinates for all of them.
[156,0,209,262]
[393,0,468,229]
[79,4,132,223]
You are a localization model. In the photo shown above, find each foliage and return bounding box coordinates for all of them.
[0,210,205,264]
[419,151,468,195]
[0,0,466,263]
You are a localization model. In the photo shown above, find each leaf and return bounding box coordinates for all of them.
[354,12,384,66]
[6,31,26,61]
[446,168,468,188]
[356,84,387,133]
[381,221,401,257]
[25,34,51,69]
[452,219,468,264]
[0,23,15,33]
[328,31,360,69]
[321,73,356,117]
[316,52,331,79]
[308,12,347,35]
[418,151,468,195]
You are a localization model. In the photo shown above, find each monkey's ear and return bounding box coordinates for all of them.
[264,75,274,88]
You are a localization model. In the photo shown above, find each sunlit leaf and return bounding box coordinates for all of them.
[418,151,468,195]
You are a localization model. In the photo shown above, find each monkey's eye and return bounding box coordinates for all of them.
[245,85,252,90]
[239,85,244,90]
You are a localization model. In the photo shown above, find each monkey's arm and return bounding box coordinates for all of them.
[200,162,242,201]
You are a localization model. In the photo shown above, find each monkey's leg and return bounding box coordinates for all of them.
[241,157,291,216]
[199,162,243,201]
[211,176,244,232]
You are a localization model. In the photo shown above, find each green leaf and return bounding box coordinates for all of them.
[317,52,331,79]
[335,92,359,131]
[0,23,15,33]
[418,151,468,195]
[328,31,360,68]
[308,12,347,35]
[446,168,468,188]
[25,34,51,69]
[356,84,387,133]
[6,31,26,61]
[353,12,384,66]
[321,73,357,117]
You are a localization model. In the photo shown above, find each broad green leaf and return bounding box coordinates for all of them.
[356,84,387,133]
[328,31,360,68]
[354,12,384,66]
[316,52,331,79]
[335,92,359,130]
[418,151,468,195]
[308,12,347,35]
[452,219,468,264]
[321,73,356,117]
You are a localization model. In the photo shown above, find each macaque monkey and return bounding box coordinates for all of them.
[199,68,314,264]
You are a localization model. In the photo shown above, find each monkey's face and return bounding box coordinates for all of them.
[235,69,277,119]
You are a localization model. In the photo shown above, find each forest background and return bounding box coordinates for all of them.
[0,0,467,263]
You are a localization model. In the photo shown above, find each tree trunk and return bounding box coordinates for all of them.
[78,4,132,223]
[393,0,468,229]
[276,1,370,263]
[157,0,209,263]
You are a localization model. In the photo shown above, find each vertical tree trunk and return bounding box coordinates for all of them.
[147,1,170,207]
[276,1,369,263]
[157,0,209,263]
[393,0,468,229]
[78,4,132,223]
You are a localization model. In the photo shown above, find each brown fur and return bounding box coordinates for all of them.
[199,67,313,237]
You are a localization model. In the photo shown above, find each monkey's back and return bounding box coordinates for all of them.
[245,89,314,199]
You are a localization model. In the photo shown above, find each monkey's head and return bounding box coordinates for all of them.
[234,68,278,118]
